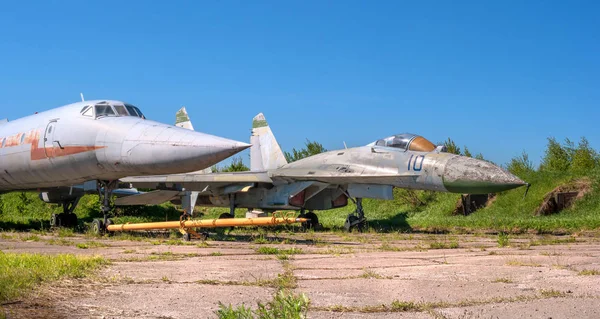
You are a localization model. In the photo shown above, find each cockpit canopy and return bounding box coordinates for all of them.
[373,133,436,152]
[80,101,145,119]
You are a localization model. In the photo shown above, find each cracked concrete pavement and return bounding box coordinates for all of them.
[1,231,599,318]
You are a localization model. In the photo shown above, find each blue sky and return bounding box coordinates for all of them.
[1,1,598,167]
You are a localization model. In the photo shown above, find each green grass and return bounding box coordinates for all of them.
[76,241,109,249]
[578,269,600,276]
[216,291,309,319]
[497,233,510,247]
[255,247,303,255]
[0,252,108,302]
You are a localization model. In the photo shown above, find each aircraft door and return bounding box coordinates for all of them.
[44,120,57,158]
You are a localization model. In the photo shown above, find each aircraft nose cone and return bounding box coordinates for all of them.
[122,122,250,174]
[442,156,527,194]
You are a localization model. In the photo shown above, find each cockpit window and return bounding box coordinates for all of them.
[125,105,138,117]
[373,133,436,152]
[124,104,145,119]
[133,106,145,119]
[114,105,130,116]
[95,104,116,117]
[81,105,94,117]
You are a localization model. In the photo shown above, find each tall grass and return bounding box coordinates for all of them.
[0,252,108,302]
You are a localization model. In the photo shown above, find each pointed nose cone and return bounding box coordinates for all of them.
[122,122,250,174]
[203,137,252,166]
[443,156,527,194]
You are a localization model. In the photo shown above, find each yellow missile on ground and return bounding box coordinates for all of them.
[106,215,308,232]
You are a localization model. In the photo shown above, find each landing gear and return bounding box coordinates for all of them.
[227,194,236,218]
[298,209,319,231]
[91,219,104,235]
[344,197,367,232]
[91,180,118,235]
[50,197,81,228]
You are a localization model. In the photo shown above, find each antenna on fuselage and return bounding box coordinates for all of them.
[343,141,348,149]
[80,93,85,101]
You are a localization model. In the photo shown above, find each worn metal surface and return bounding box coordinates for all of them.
[119,112,526,215]
[0,100,249,191]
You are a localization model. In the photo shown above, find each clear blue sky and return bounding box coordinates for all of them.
[1,1,598,167]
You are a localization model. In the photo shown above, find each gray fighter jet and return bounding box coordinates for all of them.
[0,100,249,230]
[117,113,526,231]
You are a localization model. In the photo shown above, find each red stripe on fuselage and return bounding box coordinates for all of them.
[0,129,105,161]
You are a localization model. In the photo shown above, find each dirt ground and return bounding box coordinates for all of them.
[1,230,600,319]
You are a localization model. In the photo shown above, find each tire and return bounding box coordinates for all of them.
[50,214,59,228]
[303,212,319,230]
[91,219,104,236]
[182,233,191,242]
[344,215,359,232]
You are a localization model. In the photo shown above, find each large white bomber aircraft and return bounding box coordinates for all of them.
[0,100,249,232]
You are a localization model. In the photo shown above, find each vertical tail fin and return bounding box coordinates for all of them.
[175,107,194,130]
[250,113,287,171]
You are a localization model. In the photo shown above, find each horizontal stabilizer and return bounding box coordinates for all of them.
[114,190,181,206]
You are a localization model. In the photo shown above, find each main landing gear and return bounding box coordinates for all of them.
[50,197,81,228]
[91,180,117,235]
[344,197,367,232]
[298,208,319,231]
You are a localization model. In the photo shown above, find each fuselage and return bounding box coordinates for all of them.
[195,146,525,211]
[0,100,249,191]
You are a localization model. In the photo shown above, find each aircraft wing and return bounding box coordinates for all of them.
[120,171,273,191]
[269,166,419,185]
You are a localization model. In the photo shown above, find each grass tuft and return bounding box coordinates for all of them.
[217,291,309,319]
[497,232,510,247]
[0,252,108,303]
[577,269,600,276]
[256,247,302,255]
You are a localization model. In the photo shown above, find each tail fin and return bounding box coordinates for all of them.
[250,113,287,171]
[175,107,194,130]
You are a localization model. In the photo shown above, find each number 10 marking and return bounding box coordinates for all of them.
[408,155,425,171]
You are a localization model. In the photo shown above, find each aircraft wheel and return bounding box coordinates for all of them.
[344,215,357,232]
[182,233,191,242]
[91,219,105,236]
[302,212,319,230]
[50,214,59,228]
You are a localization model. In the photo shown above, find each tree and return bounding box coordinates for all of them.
[475,153,485,160]
[463,146,472,158]
[217,156,249,172]
[571,137,599,174]
[443,138,461,155]
[540,137,570,172]
[284,139,327,163]
[506,151,535,177]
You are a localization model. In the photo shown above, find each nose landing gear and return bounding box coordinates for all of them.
[344,197,367,232]
[91,180,117,235]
